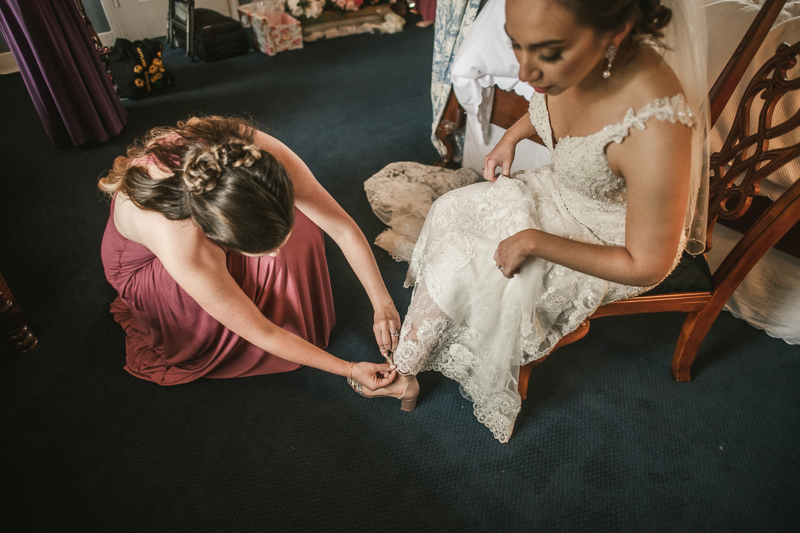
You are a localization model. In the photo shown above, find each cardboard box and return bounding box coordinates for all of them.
[238,3,303,56]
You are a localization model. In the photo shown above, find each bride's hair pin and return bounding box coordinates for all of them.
[602,44,617,79]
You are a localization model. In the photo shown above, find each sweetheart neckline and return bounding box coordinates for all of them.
[537,92,689,149]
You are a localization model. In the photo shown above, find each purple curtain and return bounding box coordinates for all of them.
[0,0,127,146]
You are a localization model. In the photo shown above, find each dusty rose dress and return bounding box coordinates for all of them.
[101,198,335,385]
[417,0,436,22]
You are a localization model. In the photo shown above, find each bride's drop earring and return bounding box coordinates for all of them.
[602,44,617,79]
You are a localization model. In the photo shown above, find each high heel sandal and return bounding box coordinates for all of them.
[347,374,420,412]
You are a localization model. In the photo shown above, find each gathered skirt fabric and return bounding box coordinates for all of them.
[101,200,335,385]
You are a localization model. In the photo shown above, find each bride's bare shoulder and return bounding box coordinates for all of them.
[626,45,684,104]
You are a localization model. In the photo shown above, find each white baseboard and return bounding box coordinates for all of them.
[0,31,115,76]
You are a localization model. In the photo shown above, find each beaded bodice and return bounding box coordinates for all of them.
[527,92,695,245]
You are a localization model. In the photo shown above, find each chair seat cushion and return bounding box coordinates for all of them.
[641,251,713,296]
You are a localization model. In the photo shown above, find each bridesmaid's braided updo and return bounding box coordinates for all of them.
[182,140,263,194]
[99,116,295,255]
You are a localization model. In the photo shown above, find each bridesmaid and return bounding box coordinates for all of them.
[100,116,401,388]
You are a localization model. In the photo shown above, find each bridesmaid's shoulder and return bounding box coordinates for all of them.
[115,193,202,251]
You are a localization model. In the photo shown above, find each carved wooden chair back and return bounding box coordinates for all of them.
[705,0,799,251]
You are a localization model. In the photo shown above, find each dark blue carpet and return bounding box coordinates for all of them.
[1,26,798,532]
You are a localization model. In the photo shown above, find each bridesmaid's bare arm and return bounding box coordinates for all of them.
[253,131,402,355]
[128,209,396,388]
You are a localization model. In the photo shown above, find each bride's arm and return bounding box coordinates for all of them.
[134,211,396,388]
[252,131,402,356]
[483,111,539,181]
[495,117,692,287]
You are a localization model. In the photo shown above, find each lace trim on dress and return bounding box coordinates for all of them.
[392,278,521,442]
[528,92,554,150]
[603,94,695,145]
[365,162,484,262]
[528,93,695,149]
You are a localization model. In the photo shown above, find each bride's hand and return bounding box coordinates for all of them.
[494,229,537,278]
[484,137,516,182]
[352,361,397,391]
[373,303,402,359]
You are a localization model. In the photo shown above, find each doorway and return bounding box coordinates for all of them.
[100,0,238,41]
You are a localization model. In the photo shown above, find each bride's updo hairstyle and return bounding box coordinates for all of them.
[99,116,295,255]
[556,0,672,43]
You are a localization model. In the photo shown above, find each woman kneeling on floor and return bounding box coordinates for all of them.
[100,116,400,388]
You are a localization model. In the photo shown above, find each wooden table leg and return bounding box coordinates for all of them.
[0,272,38,352]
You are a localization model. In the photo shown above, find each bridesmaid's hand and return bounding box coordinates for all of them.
[352,362,397,391]
[373,303,402,359]
[494,229,537,278]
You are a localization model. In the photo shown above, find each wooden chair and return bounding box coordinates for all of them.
[0,271,38,353]
[434,0,800,395]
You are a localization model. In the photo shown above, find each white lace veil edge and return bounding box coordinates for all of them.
[661,0,710,255]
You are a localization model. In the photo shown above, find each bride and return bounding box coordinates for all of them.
[353,0,709,442]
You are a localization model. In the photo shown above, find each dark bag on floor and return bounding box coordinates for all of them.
[193,8,250,62]
[109,38,174,99]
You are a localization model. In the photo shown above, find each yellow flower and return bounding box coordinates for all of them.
[149,64,158,74]
[135,78,145,87]
[133,65,143,73]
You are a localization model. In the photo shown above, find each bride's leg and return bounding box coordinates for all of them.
[347,278,446,411]
[392,278,453,376]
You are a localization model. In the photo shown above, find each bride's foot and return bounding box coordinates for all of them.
[348,374,420,411]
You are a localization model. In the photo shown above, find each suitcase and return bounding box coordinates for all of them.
[192,8,250,62]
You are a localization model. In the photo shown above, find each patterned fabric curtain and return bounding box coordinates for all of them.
[430,0,482,159]
[0,0,127,146]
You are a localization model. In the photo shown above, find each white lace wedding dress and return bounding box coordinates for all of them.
[365,92,695,442]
